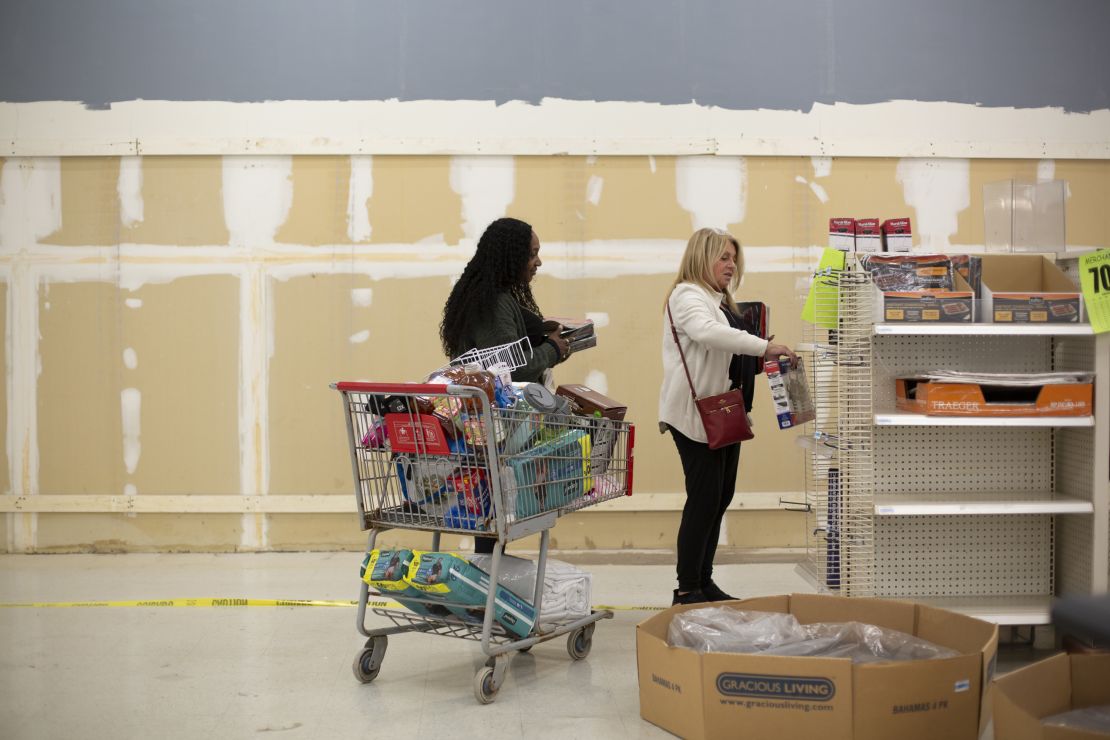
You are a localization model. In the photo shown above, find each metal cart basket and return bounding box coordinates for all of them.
[332,347,635,703]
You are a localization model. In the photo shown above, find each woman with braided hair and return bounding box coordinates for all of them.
[440,217,568,384]
[440,217,569,555]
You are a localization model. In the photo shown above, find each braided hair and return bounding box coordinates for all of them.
[440,217,541,358]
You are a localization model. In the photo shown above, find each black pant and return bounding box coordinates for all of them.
[669,426,741,592]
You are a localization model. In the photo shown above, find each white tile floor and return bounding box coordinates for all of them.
[0,552,1024,739]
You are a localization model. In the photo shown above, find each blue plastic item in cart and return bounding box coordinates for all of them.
[407,551,536,639]
[506,428,592,518]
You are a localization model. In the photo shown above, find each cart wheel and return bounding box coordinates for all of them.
[567,625,594,661]
[473,666,498,704]
[352,635,388,684]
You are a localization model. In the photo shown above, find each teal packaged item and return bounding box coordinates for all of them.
[506,428,592,518]
[407,551,537,638]
[360,548,451,618]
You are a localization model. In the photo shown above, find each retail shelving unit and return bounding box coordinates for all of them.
[800,260,1110,626]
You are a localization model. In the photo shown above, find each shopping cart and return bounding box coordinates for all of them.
[332,340,635,703]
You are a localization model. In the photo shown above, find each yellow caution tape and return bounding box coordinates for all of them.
[0,598,665,611]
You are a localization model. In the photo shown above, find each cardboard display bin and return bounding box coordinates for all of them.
[636,593,998,740]
[980,254,1083,323]
[895,377,1093,417]
[993,653,1110,739]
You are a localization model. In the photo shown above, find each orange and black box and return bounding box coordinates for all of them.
[896,377,1093,417]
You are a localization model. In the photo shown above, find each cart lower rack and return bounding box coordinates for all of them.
[333,380,635,703]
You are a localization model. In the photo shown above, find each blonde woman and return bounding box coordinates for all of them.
[659,228,796,606]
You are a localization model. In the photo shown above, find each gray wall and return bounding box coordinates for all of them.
[3,0,1108,112]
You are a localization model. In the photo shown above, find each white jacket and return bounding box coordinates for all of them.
[658,282,769,443]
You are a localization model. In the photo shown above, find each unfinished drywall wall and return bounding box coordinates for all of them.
[4,153,1110,553]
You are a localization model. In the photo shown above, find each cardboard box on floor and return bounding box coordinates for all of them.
[993,653,1110,739]
[980,254,1084,323]
[636,593,998,740]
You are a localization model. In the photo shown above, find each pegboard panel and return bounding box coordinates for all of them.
[1057,514,1093,596]
[1054,335,1095,372]
[872,335,1053,410]
[875,427,1052,494]
[875,515,1052,597]
[1057,428,1094,500]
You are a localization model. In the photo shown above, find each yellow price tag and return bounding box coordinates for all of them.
[1079,249,1110,333]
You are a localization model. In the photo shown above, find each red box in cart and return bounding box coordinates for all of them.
[829,218,856,252]
[385,413,452,454]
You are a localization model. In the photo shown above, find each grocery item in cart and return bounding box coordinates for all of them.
[407,551,537,638]
[393,455,457,515]
[469,554,592,627]
[505,428,592,518]
[555,384,627,421]
[360,548,452,618]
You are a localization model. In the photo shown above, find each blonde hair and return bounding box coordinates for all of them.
[665,228,744,313]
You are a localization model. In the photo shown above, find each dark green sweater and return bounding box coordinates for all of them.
[460,293,560,383]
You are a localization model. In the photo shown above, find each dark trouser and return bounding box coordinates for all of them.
[669,426,742,593]
[475,536,497,554]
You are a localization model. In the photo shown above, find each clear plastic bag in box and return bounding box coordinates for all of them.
[667,607,959,663]
[1043,704,1110,733]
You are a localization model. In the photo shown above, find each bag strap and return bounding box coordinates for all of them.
[666,301,701,402]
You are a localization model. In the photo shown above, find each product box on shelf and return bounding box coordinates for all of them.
[882,217,913,252]
[979,255,1083,323]
[855,218,882,253]
[992,653,1110,740]
[766,358,816,429]
[859,254,976,322]
[895,375,1094,417]
[636,593,998,740]
[829,218,856,252]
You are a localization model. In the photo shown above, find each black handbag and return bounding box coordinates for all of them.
[667,304,754,449]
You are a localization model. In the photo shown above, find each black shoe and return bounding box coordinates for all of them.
[701,581,737,602]
[671,589,708,606]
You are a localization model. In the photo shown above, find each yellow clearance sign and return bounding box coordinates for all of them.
[1079,248,1110,333]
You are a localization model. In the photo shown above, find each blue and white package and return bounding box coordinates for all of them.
[407,551,537,638]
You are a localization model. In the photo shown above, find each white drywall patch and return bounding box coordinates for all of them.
[0,157,61,248]
[124,483,137,497]
[896,158,970,251]
[118,156,144,227]
[449,156,515,241]
[222,156,294,248]
[351,288,373,307]
[585,312,610,328]
[675,156,747,229]
[121,388,141,475]
[584,370,609,395]
[809,182,829,203]
[1037,160,1055,182]
[238,264,271,550]
[125,298,143,308]
[123,348,137,369]
[347,155,373,243]
[586,175,604,206]
[648,156,657,174]
[811,157,833,178]
[349,329,370,344]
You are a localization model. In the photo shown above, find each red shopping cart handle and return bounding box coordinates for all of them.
[333,382,448,394]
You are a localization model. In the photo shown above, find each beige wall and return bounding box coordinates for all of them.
[3,154,1109,552]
